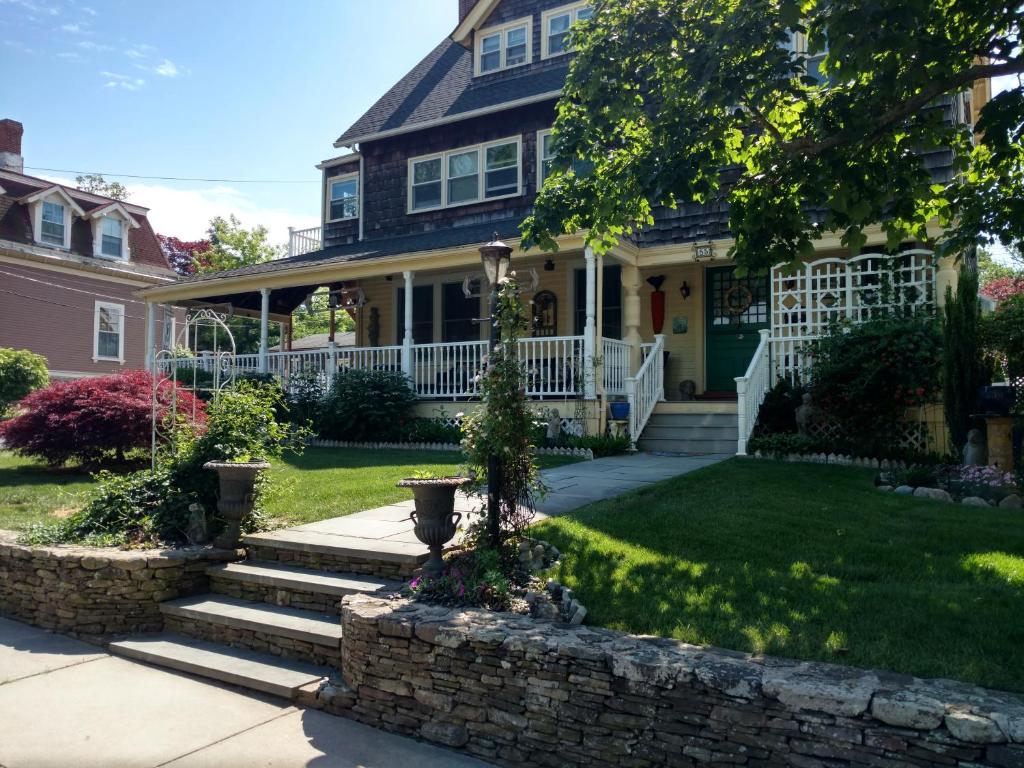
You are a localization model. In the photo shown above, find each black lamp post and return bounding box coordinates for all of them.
[479,237,513,549]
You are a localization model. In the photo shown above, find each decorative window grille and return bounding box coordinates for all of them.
[770,249,936,381]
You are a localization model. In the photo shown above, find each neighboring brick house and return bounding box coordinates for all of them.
[139,0,988,453]
[0,119,178,379]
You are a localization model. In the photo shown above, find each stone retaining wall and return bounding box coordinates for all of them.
[0,531,236,640]
[336,595,1024,768]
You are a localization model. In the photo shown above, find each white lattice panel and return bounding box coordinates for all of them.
[771,250,935,381]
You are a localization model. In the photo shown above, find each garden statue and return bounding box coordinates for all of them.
[368,307,380,347]
[546,409,562,443]
[963,428,987,466]
[678,380,696,401]
[795,393,819,436]
[185,503,209,544]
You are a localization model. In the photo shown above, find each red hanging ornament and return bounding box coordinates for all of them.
[647,275,666,334]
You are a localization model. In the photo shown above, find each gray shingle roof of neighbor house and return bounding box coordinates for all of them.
[334,38,568,146]
[174,218,526,285]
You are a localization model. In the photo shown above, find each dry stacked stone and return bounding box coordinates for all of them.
[334,595,1024,768]
[0,531,236,640]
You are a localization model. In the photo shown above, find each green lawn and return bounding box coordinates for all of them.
[535,458,1024,693]
[0,448,580,531]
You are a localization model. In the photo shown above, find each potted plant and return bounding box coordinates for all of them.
[609,400,630,420]
[204,455,270,549]
[398,471,469,577]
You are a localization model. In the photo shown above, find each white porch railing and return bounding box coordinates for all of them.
[735,329,772,456]
[519,336,586,397]
[287,226,323,258]
[412,340,488,399]
[625,334,665,447]
[601,338,630,396]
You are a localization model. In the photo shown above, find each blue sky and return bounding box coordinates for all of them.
[0,0,456,243]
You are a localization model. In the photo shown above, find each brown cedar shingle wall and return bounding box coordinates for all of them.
[0,261,170,377]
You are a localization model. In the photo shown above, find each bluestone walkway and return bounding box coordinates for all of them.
[0,616,488,768]
[260,452,730,551]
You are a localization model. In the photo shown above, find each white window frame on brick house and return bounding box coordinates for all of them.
[407,136,522,213]
[93,300,125,363]
[88,202,139,262]
[541,2,592,60]
[475,16,533,76]
[325,173,359,223]
[20,185,84,250]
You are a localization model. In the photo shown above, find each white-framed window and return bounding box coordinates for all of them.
[100,216,124,259]
[538,129,557,187]
[408,137,522,213]
[40,200,66,246]
[475,16,532,75]
[542,2,592,59]
[93,301,125,363]
[788,30,828,83]
[326,174,359,222]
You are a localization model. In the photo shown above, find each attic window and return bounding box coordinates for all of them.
[327,174,359,222]
[542,2,592,59]
[40,201,66,246]
[476,17,532,75]
[100,216,124,259]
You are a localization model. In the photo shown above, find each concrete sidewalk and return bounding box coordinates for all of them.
[0,616,488,768]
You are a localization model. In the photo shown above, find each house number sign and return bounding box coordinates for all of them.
[693,242,714,260]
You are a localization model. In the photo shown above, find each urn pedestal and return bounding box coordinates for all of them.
[204,460,270,549]
[398,477,469,577]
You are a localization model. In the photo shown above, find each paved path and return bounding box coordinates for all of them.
[272,452,730,549]
[0,616,488,768]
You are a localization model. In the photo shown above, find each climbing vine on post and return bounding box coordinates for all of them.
[462,277,543,549]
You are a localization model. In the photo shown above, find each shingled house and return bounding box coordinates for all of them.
[0,119,178,379]
[138,0,985,454]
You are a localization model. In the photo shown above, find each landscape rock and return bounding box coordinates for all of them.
[913,487,954,503]
[961,496,991,507]
[945,710,1006,744]
[895,485,915,495]
[999,494,1022,509]
[871,690,945,729]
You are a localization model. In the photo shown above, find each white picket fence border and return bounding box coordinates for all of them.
[749,451,907,469]
[307,439,594,460]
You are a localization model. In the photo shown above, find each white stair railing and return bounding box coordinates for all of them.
[624,334,665,448]
[735,329,772,455]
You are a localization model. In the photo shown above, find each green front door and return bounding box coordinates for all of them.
[705,266,770,393]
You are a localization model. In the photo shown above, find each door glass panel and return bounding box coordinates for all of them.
[710,269,769,327]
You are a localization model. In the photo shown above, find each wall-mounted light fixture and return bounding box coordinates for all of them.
[543,258,555,272]
[680,281,691,300]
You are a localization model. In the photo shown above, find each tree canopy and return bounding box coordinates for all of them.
[522,0,1024,274]
[75,174,129,201]
[196,215,284,274]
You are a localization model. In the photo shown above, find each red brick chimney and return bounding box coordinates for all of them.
[0,119,24,173]
[459,0,476,23]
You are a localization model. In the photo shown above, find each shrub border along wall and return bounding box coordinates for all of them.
[331,595,1024,768]
[0,531,237,640]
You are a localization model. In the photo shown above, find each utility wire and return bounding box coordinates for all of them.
[0,268,148,305]
[24,166,320,184]
[0,288,146,321]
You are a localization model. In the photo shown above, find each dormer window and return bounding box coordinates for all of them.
[476,17,532,75]
[41,201,66,246]
[327,174,359,222]
[22,185,83,250]
[542,3,592,59]
[100,216,124,258]
[89,202,139,261]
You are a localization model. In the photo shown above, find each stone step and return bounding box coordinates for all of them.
[244,530,427,579]
[645,413,739,428]
[641,424,739,440]
[108,633,331,700]
[637,436,738,455]
[160,594,343,667]
[208,562,402,615]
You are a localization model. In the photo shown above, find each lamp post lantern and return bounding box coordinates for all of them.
[479,237,513,549]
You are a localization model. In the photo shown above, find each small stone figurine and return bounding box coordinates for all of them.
[678,380,696,401]
[795,393,818,436]
[546,409,562,443]
[963,428,987,466]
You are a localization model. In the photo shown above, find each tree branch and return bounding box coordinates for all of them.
[743,101,785,143]
[779,58,1024,157]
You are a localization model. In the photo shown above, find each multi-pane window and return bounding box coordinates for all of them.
[476,18,531,74]
[543,3,592,59]
[409,138,521,212]
[396,285,434,344]
[100,216,124,259]
[94,302,124,361]
[539,130,557,186]
[328,176,359,221]
[442,282,479,342]
[41,200,66,246]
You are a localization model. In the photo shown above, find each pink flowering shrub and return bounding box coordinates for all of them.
[981,277,1024,303]
[407,547,514,609]
[952,465,1020,502]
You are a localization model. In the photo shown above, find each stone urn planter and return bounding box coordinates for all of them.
[397,477,469,577]
[204,460,270,549]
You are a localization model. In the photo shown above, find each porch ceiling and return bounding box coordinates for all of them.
[178,284,318,319]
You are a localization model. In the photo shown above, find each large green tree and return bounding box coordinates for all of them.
[75,174,129,201]
[523,0,1024,273]
[196,215,284,274]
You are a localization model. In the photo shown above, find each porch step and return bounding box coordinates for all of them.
[644,412,739,429]
[208,561,402,615]
[638,411,739,455]
[243,530,427,580]
[160,594,343,667]
[638,437,739,455]
[108,633,331,700]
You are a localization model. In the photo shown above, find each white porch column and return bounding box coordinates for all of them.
[621,264,643,374]
[583,247,597,399]
[401,270,414,379]
[259,288,270,374]
[144,301,157,373]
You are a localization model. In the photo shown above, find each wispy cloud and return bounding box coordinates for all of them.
[77,39,111,51]
[56,50,80,59]
[101,71,145,91]
[81,5,95,15]
[124,43,155,60]
[153,58,181,77]
[3,38,35,53]
[60,22,83,32]
[0,0,59,16]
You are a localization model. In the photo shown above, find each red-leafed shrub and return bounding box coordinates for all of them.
[0,370,205,468]
[981,276,1024,303]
